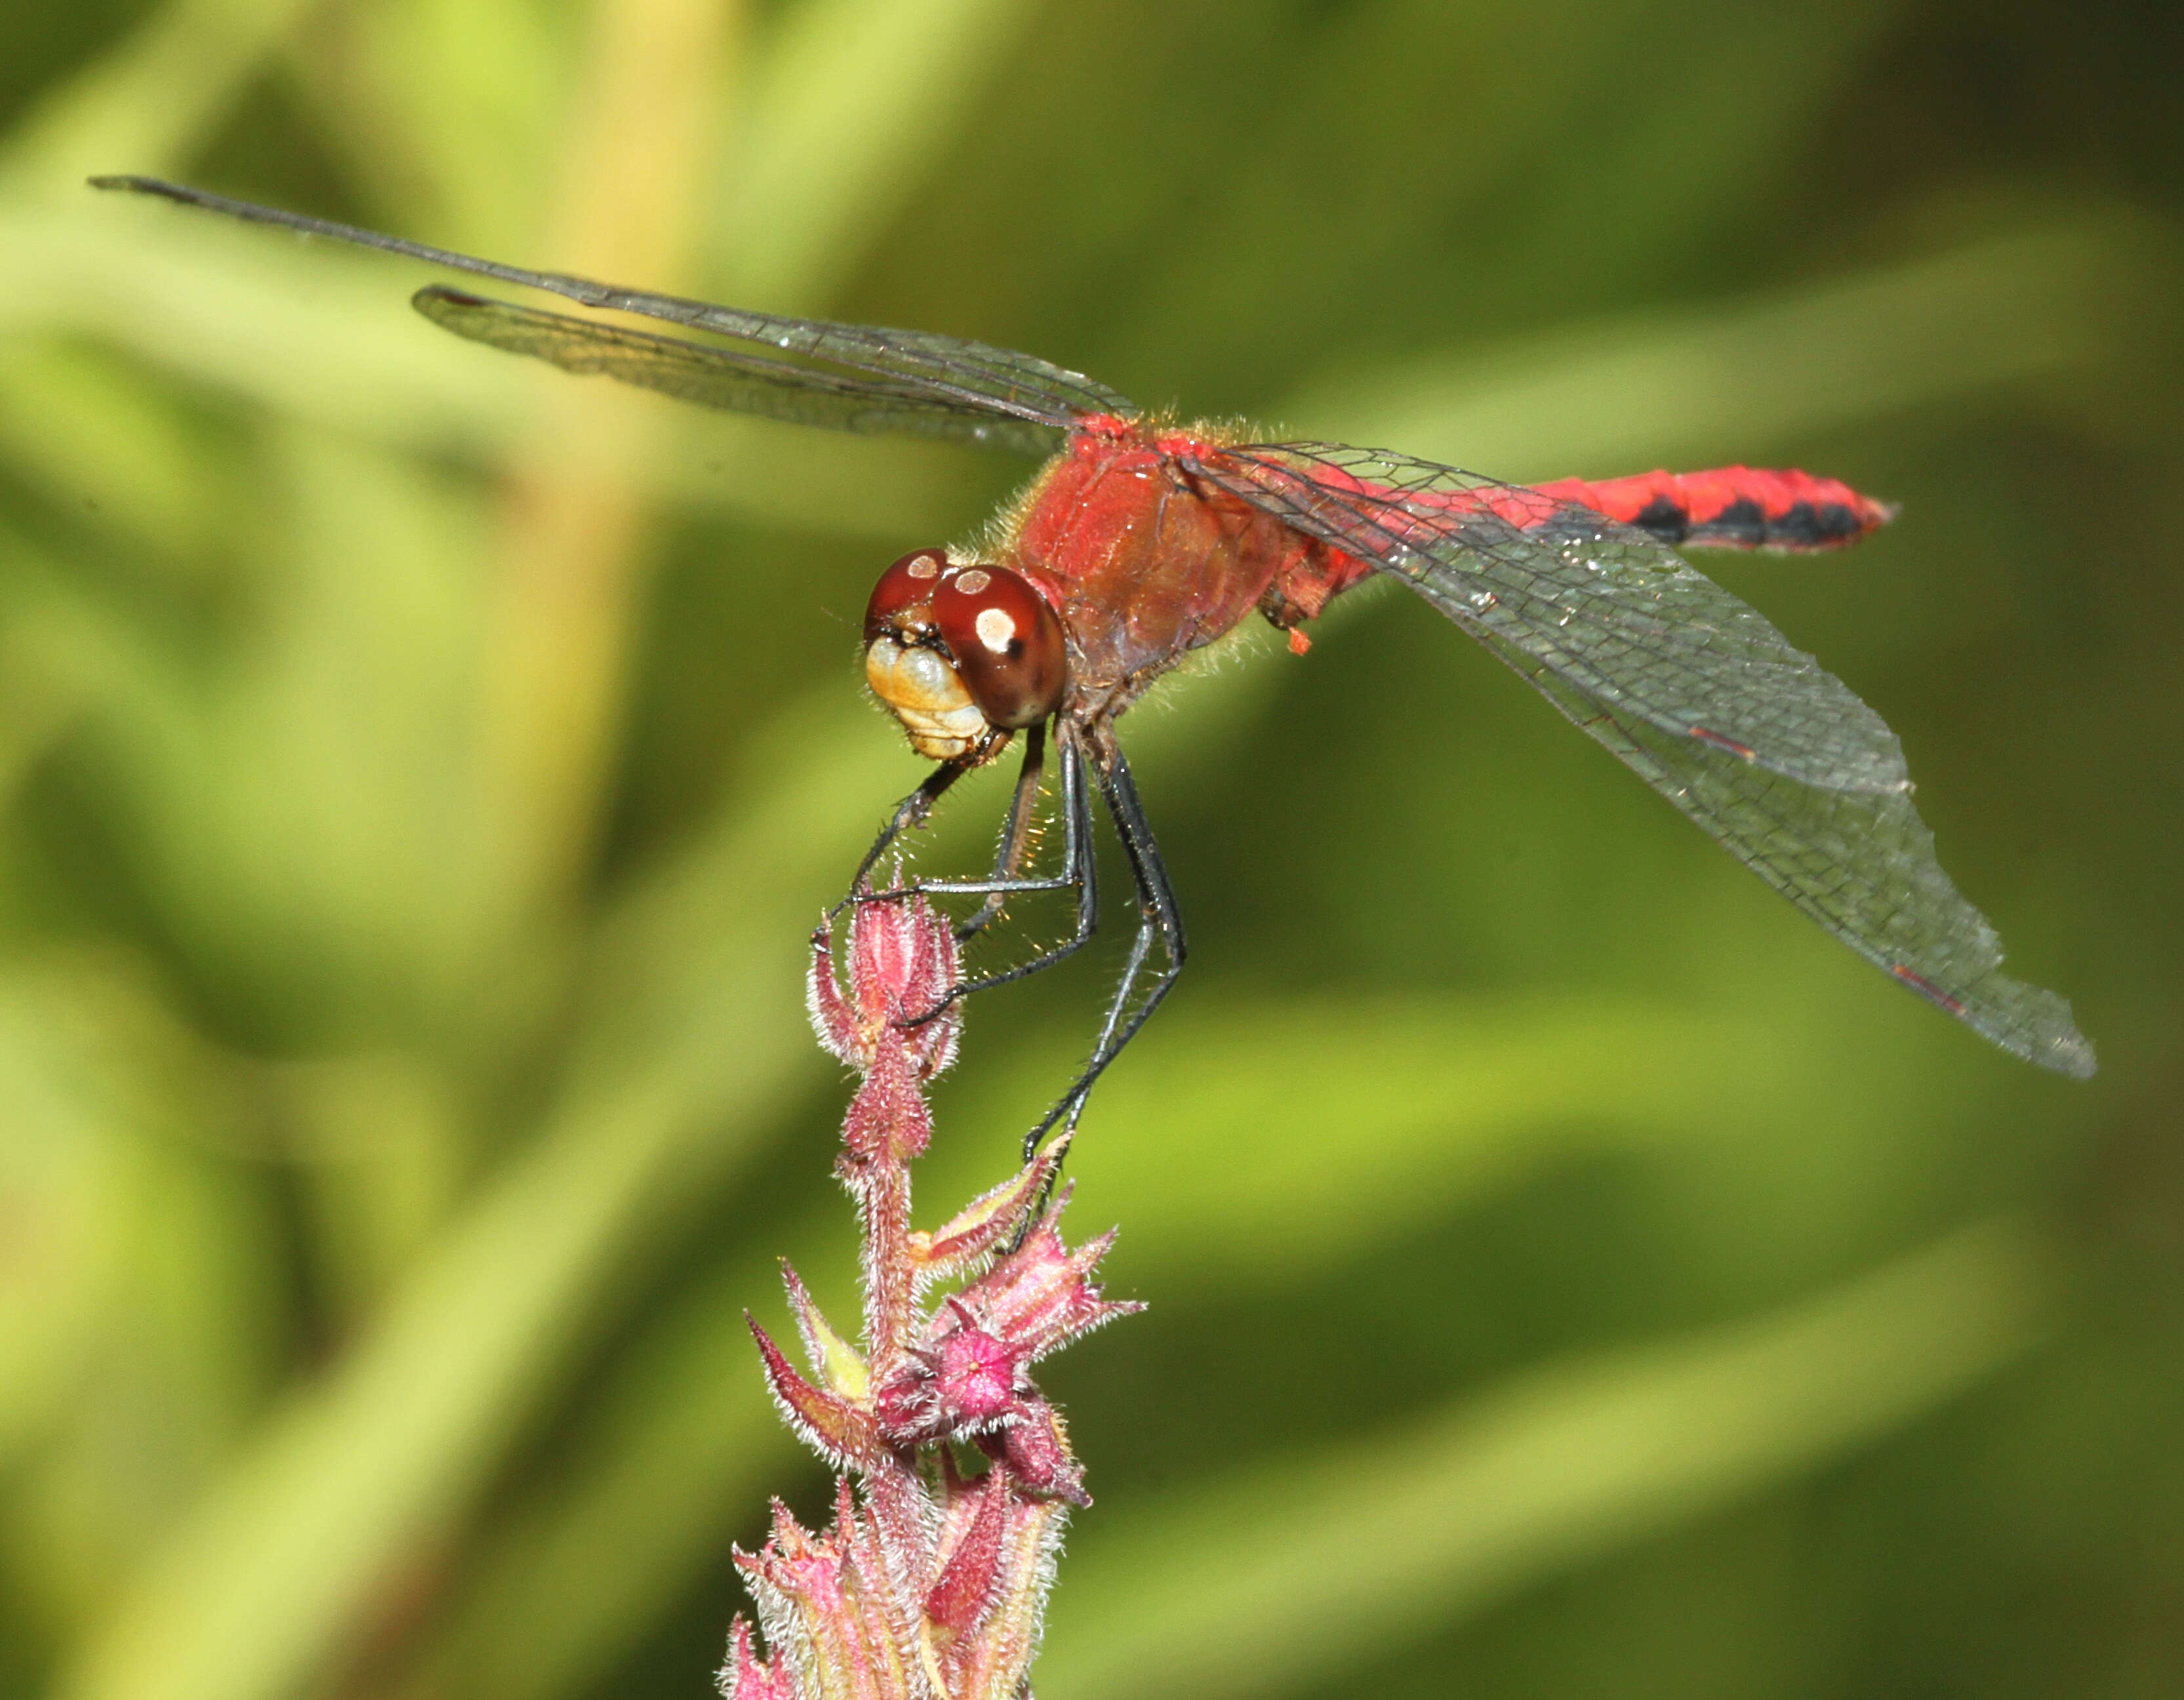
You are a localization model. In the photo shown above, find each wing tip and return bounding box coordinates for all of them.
[1890,967,2095,1078]
[2005,990,2097,1080]
[89,172,183,199]
[2036,1026,2099,1080]
[1994,994,2098,1078]
[413,284,487,311]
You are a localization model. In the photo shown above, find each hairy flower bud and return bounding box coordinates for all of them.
[723,893,1138,1698]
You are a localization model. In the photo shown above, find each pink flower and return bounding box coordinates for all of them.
[807,889,960,1082]
[719,893,1140,1698]
[716,1620,792,1700]
[870,1196,1141,1506]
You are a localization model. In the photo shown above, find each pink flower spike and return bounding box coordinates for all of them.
[981,1398,1089,1507]
[809,891,961,1078]
[935,1312,1022,1423]
[729,854,1140,1693]
[839,1040,932,1165]
[781,1263,868,1400]
[874,1299,1032,1447]
[715,1619,790,1700]
[805,921,862,1066]
[966,1200,1143,1364]
[924,1466,1011,1642]
[746,1314,884,1470]
[736,1499,917,1700]
[915,1133,1074,1284]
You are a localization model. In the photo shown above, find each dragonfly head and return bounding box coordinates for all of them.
[863,549,1067,761]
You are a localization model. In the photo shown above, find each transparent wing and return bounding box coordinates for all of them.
[412,288,1066,454]
[92,176,1135,443]
[1189,441,2093,1077]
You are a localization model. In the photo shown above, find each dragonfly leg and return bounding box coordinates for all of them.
[851,728,1080,918]
[834,759,974,919]
[952,721,1052,941]
[897,725,1100,1024]
[1019,737,1186,1164]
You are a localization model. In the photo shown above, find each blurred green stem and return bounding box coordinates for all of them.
[474,0,740,928]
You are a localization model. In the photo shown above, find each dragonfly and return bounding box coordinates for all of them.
[94,174,2097,1152]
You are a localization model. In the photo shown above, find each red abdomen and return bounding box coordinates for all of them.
[1529,466,1897,551]
[1000,428,1898,725]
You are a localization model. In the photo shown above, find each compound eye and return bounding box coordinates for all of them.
[864,548,948,642]
[931,565,1068,729]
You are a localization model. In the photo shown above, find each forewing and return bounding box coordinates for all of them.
[413,289,1066,455]
[1190,441,2092,1077]
[1192,442,1909,794]
[93,175,1135,442]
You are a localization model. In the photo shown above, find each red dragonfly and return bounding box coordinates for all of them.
[96,176,2096,1148]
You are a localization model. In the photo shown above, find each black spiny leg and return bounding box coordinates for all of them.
[958,721,1051,942]
[835,758,975,919]
[1020,736,1186,1162]
[900,723,1100,1022]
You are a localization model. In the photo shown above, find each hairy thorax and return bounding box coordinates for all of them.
[998,420,1373,725]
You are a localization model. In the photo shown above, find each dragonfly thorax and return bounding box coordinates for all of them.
[862,549,1068,762]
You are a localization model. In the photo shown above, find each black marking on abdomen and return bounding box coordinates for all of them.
[1629,494,1689,544]
[1762,500,1865,548]
[1689,497,1765,547]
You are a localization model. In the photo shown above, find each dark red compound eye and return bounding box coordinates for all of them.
[864,548,948,643]
[931,564,1068,729]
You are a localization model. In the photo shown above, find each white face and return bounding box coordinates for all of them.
[864,635,992,762]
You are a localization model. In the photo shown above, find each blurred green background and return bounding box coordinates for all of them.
[1,1,2178,1697]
